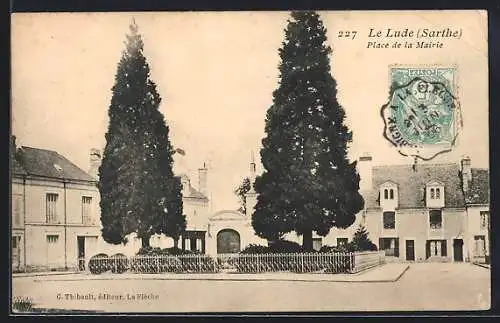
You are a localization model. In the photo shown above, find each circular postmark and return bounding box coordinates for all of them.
[381,70,462,161]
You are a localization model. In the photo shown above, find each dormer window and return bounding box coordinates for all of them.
[426,181,445,208]
[383,188,395,200]
[380,181,398,210]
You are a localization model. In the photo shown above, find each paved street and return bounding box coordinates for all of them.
[12,263,490,313]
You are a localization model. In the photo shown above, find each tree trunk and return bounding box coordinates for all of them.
[302,230,313,251]
[141,235,151,249]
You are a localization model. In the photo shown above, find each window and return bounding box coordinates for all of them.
[426,240,447,258]
[428,187,443,200]
[474,235,486,257]
[337,238,348,247]
[47,235,59,243]
[384,189,388,199]
[46,193,58,223]
[12,236,19,249]
[12,195,22,226]
[81,196,92,224]
[480,211,489,230]
[429,210,442,229]
[379,238,399,257]
[390,189,394,199]
[383,211,396,229]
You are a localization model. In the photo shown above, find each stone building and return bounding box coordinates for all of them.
[324,154,490,263]
[11,138,101,271]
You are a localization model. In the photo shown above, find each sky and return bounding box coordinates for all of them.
[11,11,489,211]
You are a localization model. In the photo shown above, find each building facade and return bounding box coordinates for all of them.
[322,154,490,263]
[11,139,101,272]
[13,138,487,267]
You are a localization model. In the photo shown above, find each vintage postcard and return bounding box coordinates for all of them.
[10,10,489,313]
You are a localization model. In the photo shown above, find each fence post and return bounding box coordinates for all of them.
[352,252,355,273]
[301,253,304,273]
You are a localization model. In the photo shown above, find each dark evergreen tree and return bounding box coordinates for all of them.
[234,177,251,214]
[348,224,378,251]
[99,20,184,248]
[163,176,186,248]
[252,11,365,250]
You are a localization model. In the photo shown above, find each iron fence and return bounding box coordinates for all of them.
[78,251,385,275]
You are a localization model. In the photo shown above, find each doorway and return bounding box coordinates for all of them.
[405,240,415,261]
[77,236,85,271]
[453,239,464,262]
[12,236,20,271]
[46,235,59,269]
[216,229,241,254]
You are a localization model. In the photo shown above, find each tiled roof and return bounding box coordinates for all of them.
[176,174,208,201]
[188,186,208,200]
[14,146,95,182]
[365,163,465,209]
[11,157,27,175]
[465,168,490,204]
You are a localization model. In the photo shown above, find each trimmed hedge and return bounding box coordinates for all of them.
[88,253,110,275]
[240,241,348,254]
[137,246,200,256]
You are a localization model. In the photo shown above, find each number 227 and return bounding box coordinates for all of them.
[338,31,357,40]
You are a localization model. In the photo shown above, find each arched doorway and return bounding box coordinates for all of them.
[217,229,241,254]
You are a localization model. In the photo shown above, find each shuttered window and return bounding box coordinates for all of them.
[429,210,442,229]
[46,193,58,223]
[383,211,396,229]
[82,196,92,224]
[12,195,22,226]
[480,211,489,230]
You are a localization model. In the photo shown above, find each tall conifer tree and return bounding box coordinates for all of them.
[252,11,364,250]
[99,21,185,248]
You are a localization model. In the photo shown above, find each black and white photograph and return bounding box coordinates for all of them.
[10,10,490,313]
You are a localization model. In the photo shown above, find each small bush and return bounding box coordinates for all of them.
[239,240,306,254]
[88,253,110,275]
[109,253,129,274]
[268,240,303,253]
[239,244,269,254]
[137,246,160,256]
[137,247,198,256]
[12,296,34,313]
[319,245,345,253]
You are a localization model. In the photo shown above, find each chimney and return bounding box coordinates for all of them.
[180,175,190,196]
[89,148,102,180]
[198,163,208,197]
[357,152,373,192]
[461,156,472,193]
[245,151,257,217]
[249,150,256,193]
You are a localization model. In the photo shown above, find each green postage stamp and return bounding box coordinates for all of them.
[381,66,462,160]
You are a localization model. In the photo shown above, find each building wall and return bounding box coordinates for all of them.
[12,178,25,269]
[361,207,466,261]
[205,212,267,256]
[318,207,468,262]
[24,178,100,225]
[15,177,101,270]
[184,198,210,231]
[466,205,490,260]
